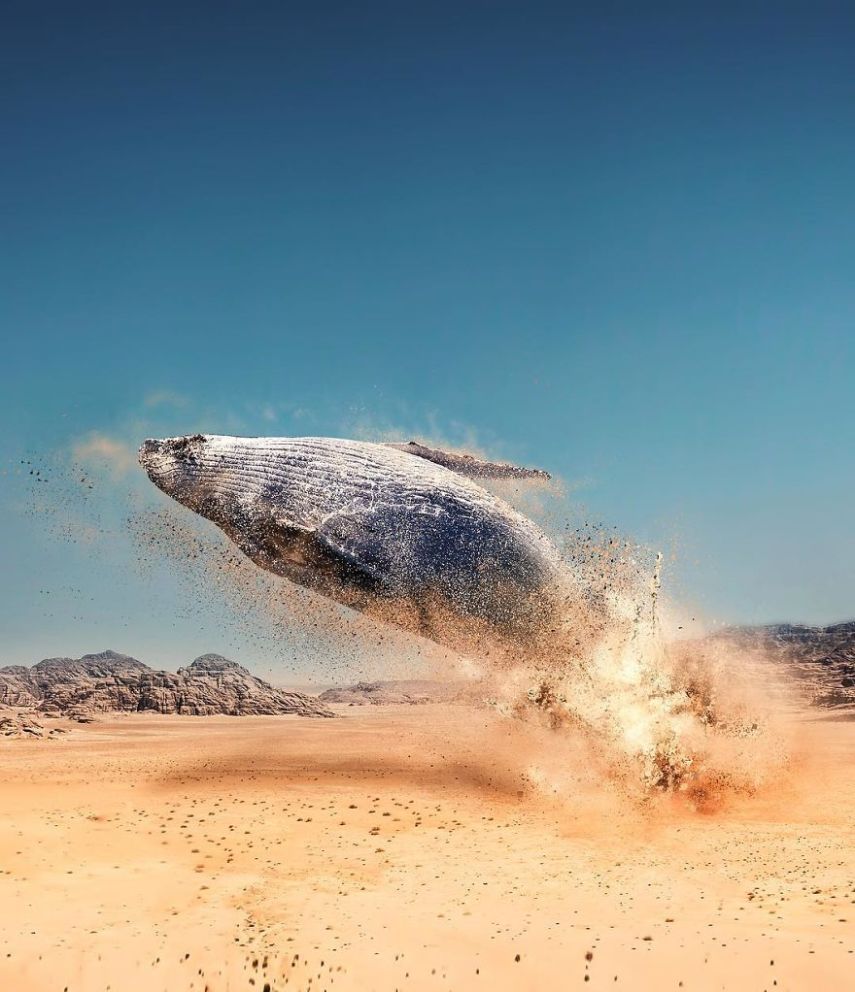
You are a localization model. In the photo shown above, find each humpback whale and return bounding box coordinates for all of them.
[139,435,569,659]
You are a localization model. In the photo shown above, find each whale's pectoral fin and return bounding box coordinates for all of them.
[260,509,390,595]
[224,509,387,597]
[315,509,396,592]
[385,441,551,481]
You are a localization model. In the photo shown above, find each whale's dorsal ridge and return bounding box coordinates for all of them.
[386,440,551,481]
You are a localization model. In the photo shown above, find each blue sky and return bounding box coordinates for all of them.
[2,3,854,672]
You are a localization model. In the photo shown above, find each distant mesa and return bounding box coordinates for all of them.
[0,649,334,721]
[318,679,464,706]
[706,621,855,709]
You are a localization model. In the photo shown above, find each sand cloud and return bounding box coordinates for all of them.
[71,433,138,479]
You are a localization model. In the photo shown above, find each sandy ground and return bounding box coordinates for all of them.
[0,705,852,992]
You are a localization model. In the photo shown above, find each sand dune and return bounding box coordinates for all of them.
[0,704,852,991]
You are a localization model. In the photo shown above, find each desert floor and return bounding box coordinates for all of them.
[0,705,852,992]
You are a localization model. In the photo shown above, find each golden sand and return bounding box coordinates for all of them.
[0,705,852,991]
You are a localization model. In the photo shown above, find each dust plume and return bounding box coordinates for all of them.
[478,529,793,809]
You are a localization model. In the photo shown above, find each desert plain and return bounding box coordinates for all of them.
[0,703,852,992]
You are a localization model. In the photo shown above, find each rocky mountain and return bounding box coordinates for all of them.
[708,621,855,708]
[0,650,334,719]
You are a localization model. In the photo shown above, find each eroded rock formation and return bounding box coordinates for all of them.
[0,650,334,719]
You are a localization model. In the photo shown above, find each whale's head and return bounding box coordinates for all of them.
[138,433,301,548]
[139,434,215,512]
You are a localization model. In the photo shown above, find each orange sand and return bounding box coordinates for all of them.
[0,705,852,991]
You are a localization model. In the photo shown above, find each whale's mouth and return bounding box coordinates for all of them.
[139,438,164,462]
[139,438,164,473]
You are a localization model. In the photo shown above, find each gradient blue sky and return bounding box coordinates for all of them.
[2,2,854,671]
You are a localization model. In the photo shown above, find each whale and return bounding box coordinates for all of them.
[138,434,570,659]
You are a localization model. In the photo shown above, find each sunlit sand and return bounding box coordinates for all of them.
[1,704,851,991]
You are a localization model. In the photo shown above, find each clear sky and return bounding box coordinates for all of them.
[2,2,854,672]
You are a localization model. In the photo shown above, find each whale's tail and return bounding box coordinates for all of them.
[386,440,550,481]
